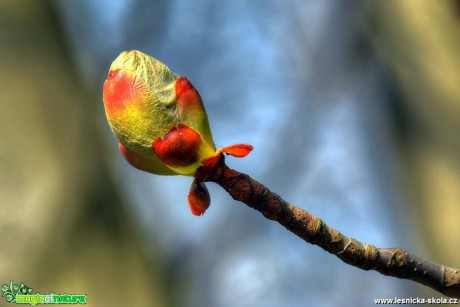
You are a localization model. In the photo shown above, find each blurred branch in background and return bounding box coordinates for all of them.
[0,2,169,306]
[364,0,460,271]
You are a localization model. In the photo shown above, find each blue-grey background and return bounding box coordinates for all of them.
[2,1,459,306]
[58,1,413,305]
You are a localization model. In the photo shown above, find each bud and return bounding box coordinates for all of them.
[103,50,253,216]
[188,181,211,216]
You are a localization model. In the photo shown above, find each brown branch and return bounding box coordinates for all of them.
[204,156,460,298]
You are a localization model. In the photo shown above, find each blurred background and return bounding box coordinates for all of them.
[1,0,459,306]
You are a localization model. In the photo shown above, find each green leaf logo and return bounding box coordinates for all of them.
[1,280,33,303]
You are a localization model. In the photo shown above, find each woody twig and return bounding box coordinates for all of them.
[204,155,460,298]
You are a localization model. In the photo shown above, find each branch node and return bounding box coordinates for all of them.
[261,195,283,220]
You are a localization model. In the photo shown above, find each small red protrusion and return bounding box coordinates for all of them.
[175,76,204,111]
[194,154,223,182]
[175,76,191,97]
[220,144,253,157]
[152,123,202,167]
[188,180,211,216]
[118,141,130,157]
[119,141,152,169]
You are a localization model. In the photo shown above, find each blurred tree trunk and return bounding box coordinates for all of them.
[0,1,168,306]
[365,0,460,286]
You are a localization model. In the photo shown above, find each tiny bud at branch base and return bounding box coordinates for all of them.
[188,181,211,216]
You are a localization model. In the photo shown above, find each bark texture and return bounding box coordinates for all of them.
[205,156,460,298]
